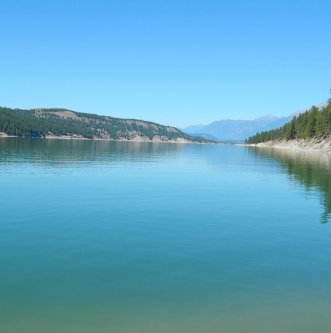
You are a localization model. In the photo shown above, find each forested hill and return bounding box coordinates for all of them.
[246,102,331,144]
[0,107,207,143]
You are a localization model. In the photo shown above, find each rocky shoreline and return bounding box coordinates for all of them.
[242,138,331,153]
[0,132,207,144]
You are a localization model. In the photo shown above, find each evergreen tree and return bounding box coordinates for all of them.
[246,102,331,144]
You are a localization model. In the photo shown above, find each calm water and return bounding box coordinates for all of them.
[1,139,330,333]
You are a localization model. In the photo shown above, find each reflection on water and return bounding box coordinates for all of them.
[0,138,185,167]
[248,146,331,223]
[2,139,331,224]
[1,139,331,333]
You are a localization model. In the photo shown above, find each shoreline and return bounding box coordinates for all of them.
[0,133,214,145]
[240,138,331,153]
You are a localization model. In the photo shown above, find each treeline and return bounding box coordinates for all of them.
[0,107,203,142]
[246,102,331,144]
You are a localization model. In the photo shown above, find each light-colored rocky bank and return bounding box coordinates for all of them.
[242,138,331,153]
[0,132,206,144]
[0,132,16,138]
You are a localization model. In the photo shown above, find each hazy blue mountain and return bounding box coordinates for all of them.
[184,114,293,140]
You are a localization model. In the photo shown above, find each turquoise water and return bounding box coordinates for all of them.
[1,139,330,333]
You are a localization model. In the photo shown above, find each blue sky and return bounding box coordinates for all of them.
[1,0,331,127]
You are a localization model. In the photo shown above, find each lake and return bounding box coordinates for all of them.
[0,138,330,333]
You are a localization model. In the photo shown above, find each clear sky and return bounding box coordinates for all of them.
[1,0,331,127]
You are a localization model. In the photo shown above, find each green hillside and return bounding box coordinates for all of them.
[0,107,207,143]
[246,102,331,144]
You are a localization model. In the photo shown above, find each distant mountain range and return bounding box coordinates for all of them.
[0,107,209,143]
[184,102,329,141]
[184,114,293,141]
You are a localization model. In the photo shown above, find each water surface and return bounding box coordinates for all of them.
[1,139,330,333]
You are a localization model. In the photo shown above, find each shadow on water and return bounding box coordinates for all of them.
[247,146,331,223]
